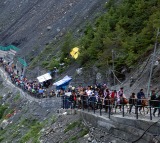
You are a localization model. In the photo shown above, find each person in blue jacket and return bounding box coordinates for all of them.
[137,89,145,111]
[89,93,97,110]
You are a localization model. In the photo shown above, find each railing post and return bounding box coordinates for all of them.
[134,98,136,115]
[88,98,89,112]
[62,95,64,109]
[82,96,84,111]
[149,100,152,120]
[159,101,160,117]
[71,101,73,109]
[109,99,111,119]
[94,101,95,114]
[100,102,102,116]
[122,98,124,117]
[136,99,138,119]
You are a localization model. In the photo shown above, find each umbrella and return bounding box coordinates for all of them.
[70,47,80,59]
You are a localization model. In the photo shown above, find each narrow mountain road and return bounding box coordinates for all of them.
[0,67,159,121]
[0,67,61,108]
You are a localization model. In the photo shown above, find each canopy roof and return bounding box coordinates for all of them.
[0,45,19,51]
[0,50,7,57]
[37,73,52,82]
[53,75,72,87]
[7,45,19,51]
[18,58,27,67]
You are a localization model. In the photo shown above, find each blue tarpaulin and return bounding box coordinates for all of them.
[53,75,72,90]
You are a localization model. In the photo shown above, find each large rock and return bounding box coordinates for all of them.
[0,119,9,129]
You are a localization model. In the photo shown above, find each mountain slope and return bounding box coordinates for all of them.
[0,0,106,57]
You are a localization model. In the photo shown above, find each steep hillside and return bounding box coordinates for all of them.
[0,72,160,143]
[0,0,160,91]
[0,72,89,143]
[0,0,106,58]
[62,0,160,87]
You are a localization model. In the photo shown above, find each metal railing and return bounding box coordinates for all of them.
[1,63,160,119]
[61,95,160,120]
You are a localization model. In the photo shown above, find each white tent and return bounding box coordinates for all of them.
[8,49,17,56]
[0,50,7,57]
[37,73,52,82]
[53,75,72,86]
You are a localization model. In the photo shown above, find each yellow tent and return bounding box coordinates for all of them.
[70,47,80,59]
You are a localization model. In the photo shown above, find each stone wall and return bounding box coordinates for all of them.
[78,111,160,143]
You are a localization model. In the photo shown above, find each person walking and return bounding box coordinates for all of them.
[152,90,160,117]
[69,90,77,109]
[129,93,136,114]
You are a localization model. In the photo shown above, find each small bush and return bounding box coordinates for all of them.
[79,128,89,137]
[64,121,81,133]
[14,93,20,101]
[0,105,8,119]
[51,115,57,124]
[0,136,4,142]
[70,135,77,141]
[20,122,43,143]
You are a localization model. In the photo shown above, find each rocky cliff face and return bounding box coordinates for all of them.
[0,0,106,57]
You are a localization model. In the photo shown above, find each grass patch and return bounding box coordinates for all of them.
[0,105,8,119]
[64,136,78,143]
[64,122,89,143]
[0,129,6,142]
[51,115,57,124]
[79,128,89,137]
[0,136,4,142]
[4,108,15,119]
[14,93,20,102]
[12,131,20,138]
[20,122,43,143]
[0,129,6,135]
[64,121,81,133]
[70,135,78,141]
[20,118,38,127]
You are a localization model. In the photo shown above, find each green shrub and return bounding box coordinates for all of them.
[70,136,77,141]
[20,122,43,143]
[20,118,38,127]
[14,93,20,102]
[76,0,160,72]
[51,115,57,124]
[64,121,81,133]
[79,128,89,137]
[0,105,8,119]
[0,136,4,142]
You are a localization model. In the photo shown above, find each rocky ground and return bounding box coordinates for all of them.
[0,0,108,81]
[0,0,107,57]
[1,0,160,142]
[1,44,160,143]
[0,67,160,143]
[0,69,90,143]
